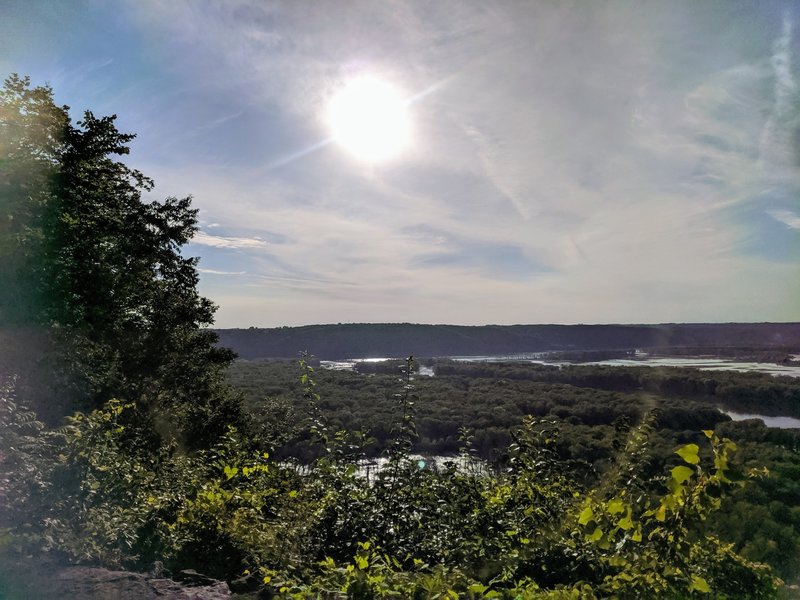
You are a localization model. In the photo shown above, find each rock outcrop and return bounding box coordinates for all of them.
[2,566,233,600]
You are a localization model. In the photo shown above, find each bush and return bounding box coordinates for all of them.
[0,371,781,598]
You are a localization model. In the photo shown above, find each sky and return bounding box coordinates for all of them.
[2,0,799,327]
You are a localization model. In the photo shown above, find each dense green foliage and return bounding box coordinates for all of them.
[228,359,800,585]
[0,75,244,445]
[0,75,68,324]
[432,361,800,419]
[228,358,800,461]
[0,366,782,598]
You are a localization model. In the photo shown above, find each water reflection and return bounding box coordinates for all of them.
[322,355,800,379]
[722,410,800,429]
[587,357,800,378]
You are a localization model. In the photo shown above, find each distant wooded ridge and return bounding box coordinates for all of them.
[215,322,800,360]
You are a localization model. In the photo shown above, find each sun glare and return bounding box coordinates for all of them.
[327,77,410,162]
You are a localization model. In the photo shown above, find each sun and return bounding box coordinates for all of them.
[327,77,411,162]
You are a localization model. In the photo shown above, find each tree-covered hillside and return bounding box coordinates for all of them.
[215,322,800,360]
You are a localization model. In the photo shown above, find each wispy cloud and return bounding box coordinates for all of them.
[15,0,796,326]
[759,13,796,169]
[198,268,247,276]
[202,110,244,131]
[767,209,800,229]
[192,231,269,249]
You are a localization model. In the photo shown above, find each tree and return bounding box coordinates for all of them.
[0,74,68,323]
[0,74,245,447]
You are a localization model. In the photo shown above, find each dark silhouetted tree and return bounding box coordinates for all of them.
[0,74,245,447]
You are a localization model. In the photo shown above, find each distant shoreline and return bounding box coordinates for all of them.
[215,322,800,361]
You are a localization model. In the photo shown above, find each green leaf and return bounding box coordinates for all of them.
[223,465,238,480]
[714,454,728,473]
[655,504,666,522]
[632,525,642,542]
[671,465,694,484]
[578,506,594,525]
[607,498,625,514]
[676,443,700,465]
[689,574,710,593]
[588,526,603,542]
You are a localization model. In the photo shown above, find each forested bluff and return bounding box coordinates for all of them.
[215,322,800,361]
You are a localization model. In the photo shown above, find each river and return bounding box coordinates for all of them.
[583,357,800,378]
[721,410,800,429]
[323,355,800,378]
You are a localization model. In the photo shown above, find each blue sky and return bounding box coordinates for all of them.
[2,0,799,327]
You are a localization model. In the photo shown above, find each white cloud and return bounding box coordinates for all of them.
[759,12,796,169]
[767,209,800,229]
[192,231,269,249]
[198,268,247,276]
[125,1,800,325]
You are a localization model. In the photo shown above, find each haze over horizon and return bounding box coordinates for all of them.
[3,1,799,327]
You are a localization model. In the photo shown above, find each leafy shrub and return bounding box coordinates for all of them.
[0,365,782,598]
